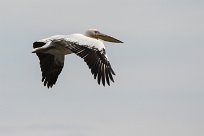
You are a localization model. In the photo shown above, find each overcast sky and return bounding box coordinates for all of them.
[0,0,204,136]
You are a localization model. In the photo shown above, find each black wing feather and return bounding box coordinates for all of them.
[33,42,64,88]
[68,43,115,86]
[33,40,115,87]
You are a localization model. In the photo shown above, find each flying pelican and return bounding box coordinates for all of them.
[32,29,123,88]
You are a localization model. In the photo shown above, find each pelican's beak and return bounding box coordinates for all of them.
[96,32,123,43]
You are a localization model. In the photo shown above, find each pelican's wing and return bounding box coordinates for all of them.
[64,40,115,86]
[33,42,64,88]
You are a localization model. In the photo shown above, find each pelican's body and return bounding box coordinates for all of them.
[32,29,123,88]
[37,34,105,55]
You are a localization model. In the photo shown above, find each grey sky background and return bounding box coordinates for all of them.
[0,0,203,136]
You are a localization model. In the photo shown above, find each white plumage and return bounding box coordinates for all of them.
[32,29,123,88]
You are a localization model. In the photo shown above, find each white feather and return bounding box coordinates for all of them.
[39,34,105,50]
[65,34,105,51]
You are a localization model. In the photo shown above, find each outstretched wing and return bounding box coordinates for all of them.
[33,42,64,88]
[67,41,115,86]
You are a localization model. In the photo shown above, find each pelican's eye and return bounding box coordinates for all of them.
[94,31,100,35]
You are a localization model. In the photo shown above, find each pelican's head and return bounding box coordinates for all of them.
[85,29,123,43]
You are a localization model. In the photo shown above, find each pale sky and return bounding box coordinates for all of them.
[0,0,204,136]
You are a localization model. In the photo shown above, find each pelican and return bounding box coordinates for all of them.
[32,29,123,88]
